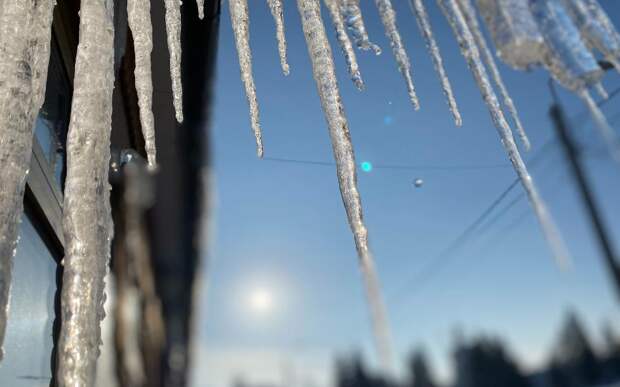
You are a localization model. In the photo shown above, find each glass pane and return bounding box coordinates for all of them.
[35,37,71,190]
[0,214,57,386]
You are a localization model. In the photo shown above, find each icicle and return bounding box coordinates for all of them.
[530,0,620,161]
[229,0,264,158]
[374,0,420,110]
[128,0,157,169]
[476,0,546,70]
[341,0,382,55]
[197,0,205,20]
[267,0,290,76]
[529,0,603,92]
[56,0,116,385]
[164,0,184,123]
[594,82,608,99]
[408,0,463,126]
[438,0,570,268]
[296,0,394,373]
[0,0,55,359]
[561,0,620,72]
[579,90,620,162]
[324,0,365,90]
[458,0,531,150]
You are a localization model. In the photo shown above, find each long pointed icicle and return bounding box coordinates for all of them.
[128,0,157,169]
[230,0,264,158]
[0,0,55,358]
[408,0,463,126]
[57,0,116,385]
[457,0,530,150]
[374,0,420,110]
[267,0,290,76]
[296,0,394,373]
[164,0,184,123]
[437,0,570,268]
[341,0,382,55]
[324,0,365,90]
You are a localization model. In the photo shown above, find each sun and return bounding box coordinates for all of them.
[248,288,273,314]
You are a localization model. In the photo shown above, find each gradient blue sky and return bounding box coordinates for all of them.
[190,1,620,386]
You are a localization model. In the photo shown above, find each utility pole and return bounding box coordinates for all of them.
[549,99,620,302]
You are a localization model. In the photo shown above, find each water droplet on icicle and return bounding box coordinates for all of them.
[229,0,264,158]
[296,0,394,374]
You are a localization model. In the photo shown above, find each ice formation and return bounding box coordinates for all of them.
[229,0,264,158]
[408,0,463,126]
[267,0,290,75]
[0,0,55,358]
[438,0,570,268]
[562,0,620,72]
[458,0,531,150]
[128,0,157,169]
[56,0,116,385]
[530,0,620,161]
[296,0,393,372]
[341,0,382,55]
[476,0,546,70]
[164,0,184,123]
[197,0,205,20]
[374,0,420,109]
[324,0,365,90]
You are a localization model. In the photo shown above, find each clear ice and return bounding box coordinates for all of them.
[324,0,365,90]
[438,0,571,268]
[408,0,463,126]
[374,0,420,110]
[128,0,157,169]
[458,0,531,150]
[476,0,546,70]
[341,0,382,54]
[229,0,264,158]
[0,0,55,359]
[267,0,290,75]
[56,0,116,385]
[296,0,393,372]
[561,0,620,73]
[164,0,184,123]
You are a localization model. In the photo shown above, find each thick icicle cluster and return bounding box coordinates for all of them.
[267,0,290,76]
[229,0,264,158]
[56,0,116,385]
[438,0,570,268]
[127,0,157,169]
[164,0,184,123]
[458,0,531,150]
[296,0,394,372]
[0,0,55,358]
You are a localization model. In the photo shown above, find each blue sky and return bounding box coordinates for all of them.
[190,1,620,386]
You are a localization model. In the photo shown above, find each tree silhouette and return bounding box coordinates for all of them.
[408,349,438,387]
